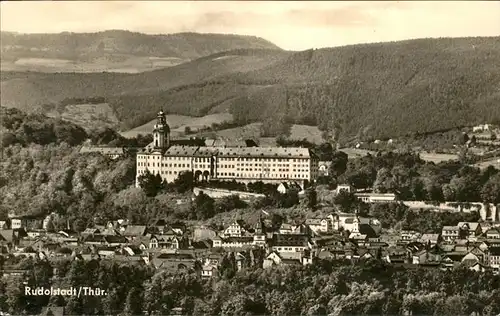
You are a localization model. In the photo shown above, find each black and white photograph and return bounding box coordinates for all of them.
[1,1,500,315]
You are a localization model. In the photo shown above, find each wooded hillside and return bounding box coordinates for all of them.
[2,36,500,139]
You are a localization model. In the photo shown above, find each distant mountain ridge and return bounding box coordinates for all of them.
[2,36,500,141]
[1,30,281,60]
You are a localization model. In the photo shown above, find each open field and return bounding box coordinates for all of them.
[45,103,120,131]
[419,152,459,163]
[206,123,324,144]
[0,56,186,73]
[210,122,263,140]
[340,148,376,159]
[172,113,234,133]
[289,124,324,144]
[120,113,233,138]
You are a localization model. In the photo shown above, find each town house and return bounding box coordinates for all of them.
[485,228,500,239]
[457,222,482,240]
[305,218,331,234]
[487,247,500,272]
[271,234,311,254]
[442,226,459,242]
[224,220,250,237]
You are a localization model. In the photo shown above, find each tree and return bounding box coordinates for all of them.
[72,218,87,233]
[173,171,194,193]
[138,170,164,197]
[215,195,247,213]
[373,168,394,193]
[1,132,18,147]
[65,296,84,316]
[330,151,348,178]
[184,126,192,134]
[45,219,56,233]
[270,213,284,231]
[333,190,359,213]
[4,281,26,314]
[316,142,334,161]
[124,287,144,315]
[221,294,252,316]
[481,173,500,203]
[306,187,317,210]
[460,133,469,145]
[194,191,215,220]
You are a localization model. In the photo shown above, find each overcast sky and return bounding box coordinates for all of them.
[1,1,499,50]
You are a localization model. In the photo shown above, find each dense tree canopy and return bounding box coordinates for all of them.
[2,257,500,316]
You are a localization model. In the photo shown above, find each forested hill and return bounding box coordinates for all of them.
[0,30,281,61]
[225,36,500,139]
[2,36,500,140]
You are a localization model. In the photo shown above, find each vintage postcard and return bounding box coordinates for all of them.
[1,1,500,315]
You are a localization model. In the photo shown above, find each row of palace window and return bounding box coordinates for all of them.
[234,167,308,173]
[275,247,303,252]
[218,157,309,162]
[139,155,310,163]
[138,160,311,170]
[193,164,209,169]
[138,162,190,168]
[220,163,309,168]
[217,172,308,178]
[137,169,179,175]
[138,155,192,161]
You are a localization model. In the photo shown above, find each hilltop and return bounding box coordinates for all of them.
[1,48,292,129]
[0,30,281,72]
[2,36,500,140]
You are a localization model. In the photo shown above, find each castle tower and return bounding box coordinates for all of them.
[153,110,170,149]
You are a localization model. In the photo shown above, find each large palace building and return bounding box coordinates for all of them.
[135,110,319,187]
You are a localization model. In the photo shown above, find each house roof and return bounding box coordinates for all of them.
[444,253,467,262]
[305,218,324,225]
[350,234,367,240]
[461,258,480,268]
[458,222,480,231]
[344,218,356,224]
[193,146,219,157]
[163,145,199,157]
[318,250,335,259]
[272,234,309,247]
[442,226,458,231]
[486,228,500,235]
[278,251,303,261]
[215,146,311,159]
[104,235,128,244]
[221,236,253,243]
[0,230,14,243]
[156,252,195,260]
[191,240,213,249]
[279,223,294,230]
[420,234,440,241]
[122,225,147,237]
[202,264,217,271]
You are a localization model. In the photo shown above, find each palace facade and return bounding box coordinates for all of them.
[135,111,319,187]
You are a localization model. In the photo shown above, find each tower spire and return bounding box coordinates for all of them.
[153,109,170,149]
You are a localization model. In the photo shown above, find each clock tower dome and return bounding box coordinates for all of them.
[153,110,170,149]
